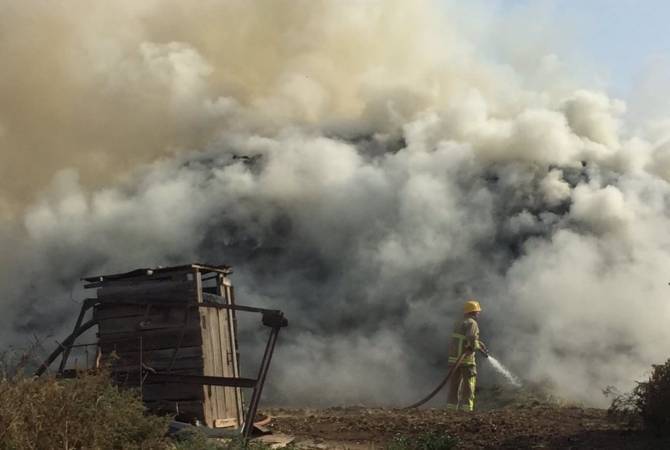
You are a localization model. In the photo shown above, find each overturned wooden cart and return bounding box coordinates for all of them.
[36,263,288,439]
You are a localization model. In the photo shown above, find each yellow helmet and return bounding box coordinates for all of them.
[463,300,482,314]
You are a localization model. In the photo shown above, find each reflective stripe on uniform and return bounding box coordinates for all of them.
[448,333,465,363]
[448,333,468,364]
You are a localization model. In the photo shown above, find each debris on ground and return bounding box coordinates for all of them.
[264,405,670,449]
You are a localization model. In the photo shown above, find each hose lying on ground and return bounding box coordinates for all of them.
[403,352,468,409]
[253,415,272,427]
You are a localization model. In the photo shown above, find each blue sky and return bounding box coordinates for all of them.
[497,0,670,96]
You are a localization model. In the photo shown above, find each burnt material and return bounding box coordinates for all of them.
[36,263,287,439]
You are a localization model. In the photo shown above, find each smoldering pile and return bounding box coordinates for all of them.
[1,0,670,407]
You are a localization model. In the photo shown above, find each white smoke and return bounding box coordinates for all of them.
[1,0,670,407]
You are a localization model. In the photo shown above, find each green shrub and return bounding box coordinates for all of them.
[387,431,458,450]
[173,431,224,450]
[608,358,670,436]
[0,371,171,449]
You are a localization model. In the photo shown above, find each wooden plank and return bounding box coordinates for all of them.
[83,268,191,286]
[84,273,187,289]
[106,356,203,372]
[141,383,204,401]
[104,346,202,361]
[108,357,203,372]
[209,307,226,421]
[98,322,198,338]
[99,320,196,335]
[195,269,215,428]
[94,304,147,321]
[97,304,195,334]
[99,328,202,352]
[111,367,205,384]
[93,303,197,324]
[203,309,223,426]
[101,346,204,371]
[214,418,238,428]
[95,303,195,321]
[97,308,199,335]
[94,304,200,337]
[97,279,196,300]
[223,280,244,424]
[190,264,232,274]
[95,290,196,305]
[216,304,236,418]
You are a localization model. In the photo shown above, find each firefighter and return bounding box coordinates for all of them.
[446,299,488,412]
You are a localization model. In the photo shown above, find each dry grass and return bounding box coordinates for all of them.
[0,371,170,450]
[0,347,266,449]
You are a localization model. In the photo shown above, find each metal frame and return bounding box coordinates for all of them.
[36,293,287,440]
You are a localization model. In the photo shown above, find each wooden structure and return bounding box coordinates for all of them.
[36,263,288,438]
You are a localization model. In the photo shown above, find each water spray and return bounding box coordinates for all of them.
[479,347,522,387]
[486,355,522,388]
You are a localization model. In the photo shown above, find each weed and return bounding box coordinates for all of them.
[386,431,458,450]
[608,358,670,436]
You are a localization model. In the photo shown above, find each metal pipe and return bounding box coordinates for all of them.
[35,318,98,377]
[57,300,95,373]
[242,326,280,439]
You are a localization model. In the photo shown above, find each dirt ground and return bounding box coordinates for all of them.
[263,405,670,449]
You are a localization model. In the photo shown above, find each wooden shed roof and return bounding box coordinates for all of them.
[82,263,232,283]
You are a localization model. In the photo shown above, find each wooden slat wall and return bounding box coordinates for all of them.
[90,267,242,428]
[93,270,208,423]
[213,307,228,421]
[96,305,198,335]
[97,280,195,301]
[100,346,204,372]
[98,328,202,353]
[197,269,242,428]
[220,275,243,425]
[195,270,215,428]
[141,383,204,402]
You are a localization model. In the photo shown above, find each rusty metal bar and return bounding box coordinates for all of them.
[64,342,98,349]
[35,318,98,377]
[242,325,281,439]
[57,299,96,374]
[147,373,257,388]
[139,336,143,402]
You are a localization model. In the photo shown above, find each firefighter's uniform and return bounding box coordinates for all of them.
[446,300,485,412]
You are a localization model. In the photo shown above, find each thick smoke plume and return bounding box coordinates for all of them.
[1,0,670,406]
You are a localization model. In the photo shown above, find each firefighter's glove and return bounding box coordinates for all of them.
[478,341,489,358]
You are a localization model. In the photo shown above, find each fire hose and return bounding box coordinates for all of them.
[404,348,488,409]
